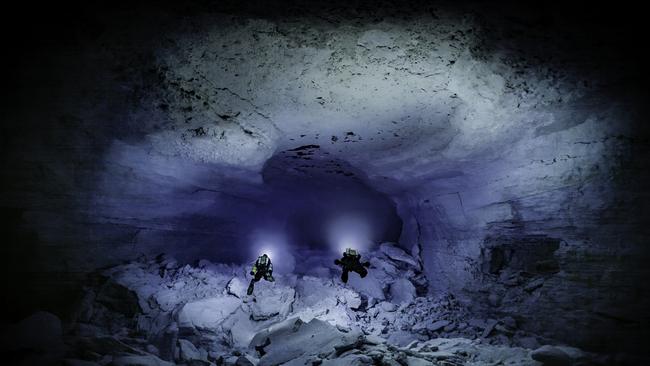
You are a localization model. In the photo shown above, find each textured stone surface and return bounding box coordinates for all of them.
[177,297,241,329]
[53,254,625,365]
[1,0,648,362]
[530,345,572,366]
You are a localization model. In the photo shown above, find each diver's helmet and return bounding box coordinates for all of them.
[345,248,358,256]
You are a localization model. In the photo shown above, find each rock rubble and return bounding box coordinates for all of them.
[0,243,607,365]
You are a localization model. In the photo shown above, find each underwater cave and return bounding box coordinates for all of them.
[1,1,649,365]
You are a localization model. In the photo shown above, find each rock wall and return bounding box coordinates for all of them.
[395,105,650,352]
[2,0,649,358]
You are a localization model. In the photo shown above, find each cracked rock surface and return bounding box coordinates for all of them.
[2,0,649,363]
[40,247,601,365]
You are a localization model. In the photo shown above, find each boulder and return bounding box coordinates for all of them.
[177,296,241,329]
[252,318,361,366]
[110,354,175,366]
[530,345,572,366]
[221,307,261,348]
[178,339,207,362]
[379,243,419,267]
[379,301,398,312]
[227,277,248,298]
[248,284,295,321]
[235,355,256,365]
[348,271,385,300]
[427,320,450,332]
[336,290,362,309]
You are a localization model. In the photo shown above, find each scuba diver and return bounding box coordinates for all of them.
[247,253,275,295]
[334,248,370,284]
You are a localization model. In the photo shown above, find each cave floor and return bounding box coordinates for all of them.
[23,244,597,366]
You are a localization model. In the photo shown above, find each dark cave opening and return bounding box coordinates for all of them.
[130,145,405,275]
[257,147,404,273]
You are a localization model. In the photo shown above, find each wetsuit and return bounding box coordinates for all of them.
[335,249,370,283]
[248,254,274,295]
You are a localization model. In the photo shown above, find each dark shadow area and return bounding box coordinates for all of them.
[263,145,403,256]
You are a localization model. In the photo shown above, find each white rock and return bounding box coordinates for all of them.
[248,283,295,321]
[348,270,385,300]
[253,318,361,366]
[227,277,248,298]
[379,301,398,312]
[177,296,241,329]
[222,307,261,348]
[337,290,362,309]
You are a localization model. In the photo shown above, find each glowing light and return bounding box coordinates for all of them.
[327,214,373,255]
[254,244,276,262]
[248,229,295,274]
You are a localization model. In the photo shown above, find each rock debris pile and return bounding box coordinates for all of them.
[3,244,602,365]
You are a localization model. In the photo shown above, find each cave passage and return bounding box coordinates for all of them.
[260,146,404,273]
[144,145,405,273]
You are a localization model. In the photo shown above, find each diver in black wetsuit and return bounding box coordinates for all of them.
[247,254,275,295]
[334,248,370,283]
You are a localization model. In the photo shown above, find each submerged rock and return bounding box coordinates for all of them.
[64,255,599,365]
[379,243,419,267]
[252,318,361,366]
[531,344,589,366]
[227,277,249,298]
[389,278,416,305]
[531,345,572,366]
[110,354,175,366]
[427,320,451,332]
[177,296,241,329]
[248,283,295,321]
[177,338,207,362]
